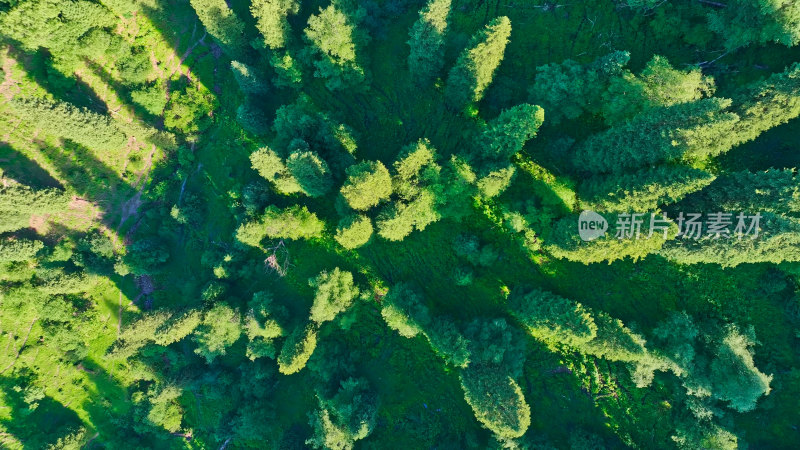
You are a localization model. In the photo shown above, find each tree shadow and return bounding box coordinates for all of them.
[0,372,85,448]
[0,142,63,189]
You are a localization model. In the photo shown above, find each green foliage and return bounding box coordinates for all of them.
[660,214,800,266]
[0,239,44,262]
[704,169,800,213]
[286,150,333,197]
[189,0,245,53]
[340,161,393,210]
[376,189,439,241]
[0,0,115,55]
[249,146,303,194]
[236,205,325,246]
[192,303,242,363]
[334,215,373,249]
[709,0,800,49]
[579,166,716,213]
[303,4,369,90]
[231,61,268,95]
[0,183,70,234]
[709,327,773,412]
[459,365,531,440]
[8,97,127,152]
[473,103,544,168]
[308,267,360,324]
[130,83,169,116]
[277,323,318,374]
[573,98,740,174]
[464,318,526,377]
[380,283,431,338]
[164,82,218,134]
[546,213,679,264]
[445,16,511,110]
[509,287,597,348]
[426,318,471,368]
[244,291,286,360]
[407,0,452,85]
[250,0,299,49]
[307,378,378,449]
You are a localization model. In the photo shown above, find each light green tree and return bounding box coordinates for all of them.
[445,16,511,110]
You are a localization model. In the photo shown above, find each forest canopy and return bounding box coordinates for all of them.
[1,0,799,448]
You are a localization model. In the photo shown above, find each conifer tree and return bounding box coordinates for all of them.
[286,150,333,197]
[509,287,598,348]
[8,97,127,153]
[573,98,739,174]
[407,0,452,85]
[231,61,269,95]
[236,205,325,246]
[579,166,716,213]
[659,214,800,267]
[308,268,360,324]
[444,16,511,111]
[250,0,300,49]
[0,183,71,234]
[473,104,544,167]
[334,215,373,249]
[277,323,318,374]
[304,5,369,90]
[704,169,800,214]
[708,0,800,50]
[459,365,531,440]
[189,0,246,54]
[192,303,242,363]
[340,161,393,210]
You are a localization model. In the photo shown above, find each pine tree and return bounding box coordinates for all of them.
[573,98,739,174]
[189,0,246,54]
[244,291,286,360]
[0,183,71,234]
[703,169,800,214]
[249,146,303,195]
[473,103,544,167]
[708,0,800,50]
[308,268,360,324]
[250,0,300,50]
[376,189,440,241]
[708,326,772,412]
[444,16,511,111]
[303,5,369,90]
[546,213,678,264]
[380,283,431,338]
[236,205,325,246]
[659,213,800,267]
[459,365,531,440]
[306,378,378,449]
[334,215,373,249]
[509,287,598,348]
[407,0,452,85]
[192,303,242,363]
[579,166,716,213]
[8,97,127,153]
[730,63,800,147]
[231,61,269,95]
[286,150,333,197]
[340,161,393,210]
[277,323,318,374]
[0,0,116,55]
